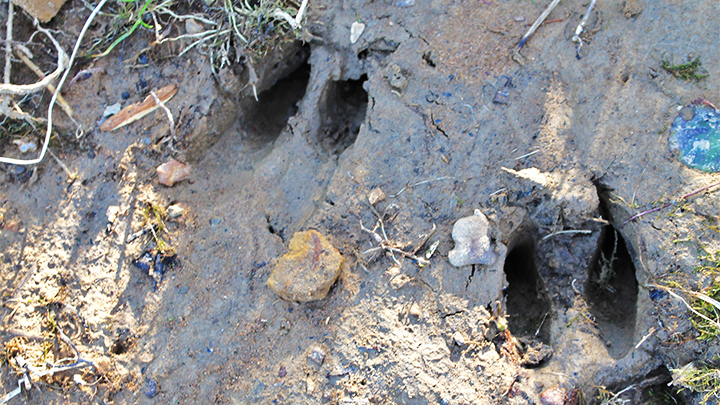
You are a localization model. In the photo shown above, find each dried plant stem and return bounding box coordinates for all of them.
[648,284,720,332]
[0,0,109,166]
[14,46,74,119]
[622,180,720,226]
[4,1,12,85]
[516,0,562,51]
[150,90,176,140]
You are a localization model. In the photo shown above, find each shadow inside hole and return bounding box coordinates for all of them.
[504,237,552,343]
[241,58,311,144]
[318,74,368,155]
[585,224,638,359]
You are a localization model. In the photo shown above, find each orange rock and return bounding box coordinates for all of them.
[156,159,191,187]
[13,0,66,23]
[267,230,345,302]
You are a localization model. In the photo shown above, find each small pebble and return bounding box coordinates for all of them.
[210,218,222,225]
[121,91,130,100]
[138,54,148,64]
[185,18,204,35]
[156,159,191,187]
[514,16,526,22]
[367,188,386,205]
[539,385,566,405]
[350,21,365,44]
[12,165,26,175]
[452,331,467,346]
[167,203,186,219]
[448,209,498,267]
[144,378,159,398]
[307,346,326,366]
[493,90,510,105]
[278,365,287,378]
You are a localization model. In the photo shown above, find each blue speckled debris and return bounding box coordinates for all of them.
[669,99,720,172]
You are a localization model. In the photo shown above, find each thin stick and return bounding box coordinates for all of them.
[150,90,176,140]
[48,150,77,180]
[648,284,720,332]
[516,0,562,51]
[621,180,720,227]
[14,46,74,119]
[541,229,592,241]
[0,22,68,96]
[4,1,12,84]
[634,326,656,349]
[391,176,455,197]
[0,0,109,166]
[514,149,541,160]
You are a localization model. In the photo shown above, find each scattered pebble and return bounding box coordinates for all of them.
[307,346,326,366]
[350,21,365,44]
[266,230,345,302]
[328,364,352,377]
[367,187,386,205]
[539,385,566,405]
[448,209,498,267]
[514,16,526,22]
[409,303,422,317]
[138,54,148,64]
[278,365,287,378]
[185,18,204,35]
[210,218,222,225]
[12,138,37,153]
[121,91,130,100]
[144,378,159,398]
[138,351,155,363]
[167,203,186,219]
[452,331,467,346]
[102,103,122,118]
[157,159,192,186]
[493,90,510,105]
[396,0,415,6]
[73,374,87,385]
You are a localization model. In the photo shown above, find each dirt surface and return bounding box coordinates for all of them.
[2,0,720,404]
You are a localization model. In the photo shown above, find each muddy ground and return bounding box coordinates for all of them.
[1,0,720,403]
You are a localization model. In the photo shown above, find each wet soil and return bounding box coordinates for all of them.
[2,0,720,404]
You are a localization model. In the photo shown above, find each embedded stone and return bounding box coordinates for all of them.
[448,209,498,267]
[267,230,345,302]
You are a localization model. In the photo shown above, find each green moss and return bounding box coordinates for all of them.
[663,56,709,81]
[672,362,720,404]
[691,283,720,341]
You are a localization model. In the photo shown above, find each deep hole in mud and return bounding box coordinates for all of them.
[241,56,311,143]
[586,185,638,359]
[318,75,368,155]
[504,236,552,343]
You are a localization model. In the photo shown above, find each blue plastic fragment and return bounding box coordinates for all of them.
[669,99,720,172]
